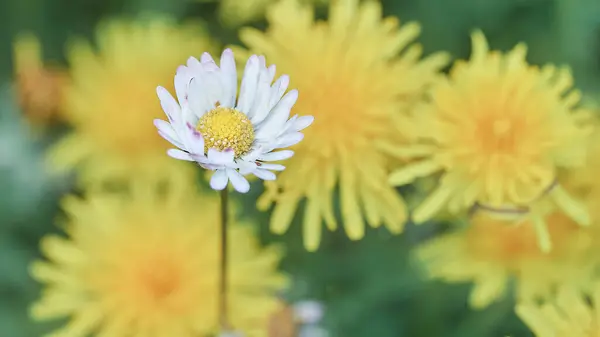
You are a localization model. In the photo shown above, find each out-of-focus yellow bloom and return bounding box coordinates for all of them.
[48,17,216,187]
[389,31,591,234]
[13,33,67,129]
[30,179,287,337]
[236,0,449,251]
[564,116,600,223]
[417,205,594,309]
[206,0,328,27]
[516,286,600,337]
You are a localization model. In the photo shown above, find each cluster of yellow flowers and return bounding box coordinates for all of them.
[12,0,600,336]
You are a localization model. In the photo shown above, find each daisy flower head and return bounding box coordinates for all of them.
[516,286,600,337]
[30,178,287,337]
[417,207,594,309]
[389,30,591,226]
[235,0,450,250]
[48,16,215,187]
[154,49,313,194]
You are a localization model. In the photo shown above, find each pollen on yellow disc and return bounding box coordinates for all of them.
[197,107,255,156]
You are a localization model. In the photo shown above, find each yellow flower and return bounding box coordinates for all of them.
[516,286,600,337]
[48,17,216,187]
[389,30,591,227]
[236,0,449,251]
[564,116,600,222]
[209,0,328,27]
[13,33,67,129]
[417,206,594,309]
[30,179,287,337]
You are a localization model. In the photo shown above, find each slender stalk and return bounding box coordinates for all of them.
[219,188,230,331]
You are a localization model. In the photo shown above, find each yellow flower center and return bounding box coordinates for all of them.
[137,259,180,301]
[196,106,254,157]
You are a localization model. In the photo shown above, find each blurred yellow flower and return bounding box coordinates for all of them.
[208,0,328,27]
[30,179,287,337]
[389,30,591,229]
[48,17,216,187]
[236,0,449,250]
[564,116,600,223]
[13,33,67,129]
[417,207,594,309]
[516,286,600,337]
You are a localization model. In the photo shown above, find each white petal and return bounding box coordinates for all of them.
[241,146,264,162]
[268,75,289,111]
[174,65,193,106]
[292,115,314,131]
[167,149,194,161]
[154,119,184,149]
[181,105,199,129]
[182,123,206,154]
[188,74,221,118]
[258,150,294,161]
[276,132,304,148]
[237,160,258,175]
[201,52,214,63]
[156,86,181,123]
[187,56,201,68]
[248,66,274,122]
[227,169,250,193]
[236,55,260,114]
[220,49,237,107]
[207,148,235,165]
[260,163,285,171]
[254,169,276,181]
[255,90,298,141]
[258,55,267,68]
[210,170,229,190]
[267,65,276,83]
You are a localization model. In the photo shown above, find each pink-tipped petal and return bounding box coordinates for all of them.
[183,122,206,154]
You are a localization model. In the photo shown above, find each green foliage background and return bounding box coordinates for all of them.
[0,0,599,336]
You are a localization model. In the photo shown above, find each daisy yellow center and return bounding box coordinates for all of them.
[196,106,254,156]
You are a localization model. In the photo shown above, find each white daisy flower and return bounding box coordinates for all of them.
[154,49,313,193]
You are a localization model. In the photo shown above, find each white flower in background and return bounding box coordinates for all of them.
[294,300,328,337]
[293,301,325,325]
[154,49,313,193]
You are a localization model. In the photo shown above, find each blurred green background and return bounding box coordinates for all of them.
[1,0,599,336]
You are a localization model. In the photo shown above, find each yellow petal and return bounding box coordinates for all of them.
[413,185,452,224]
[388,160,442,186]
